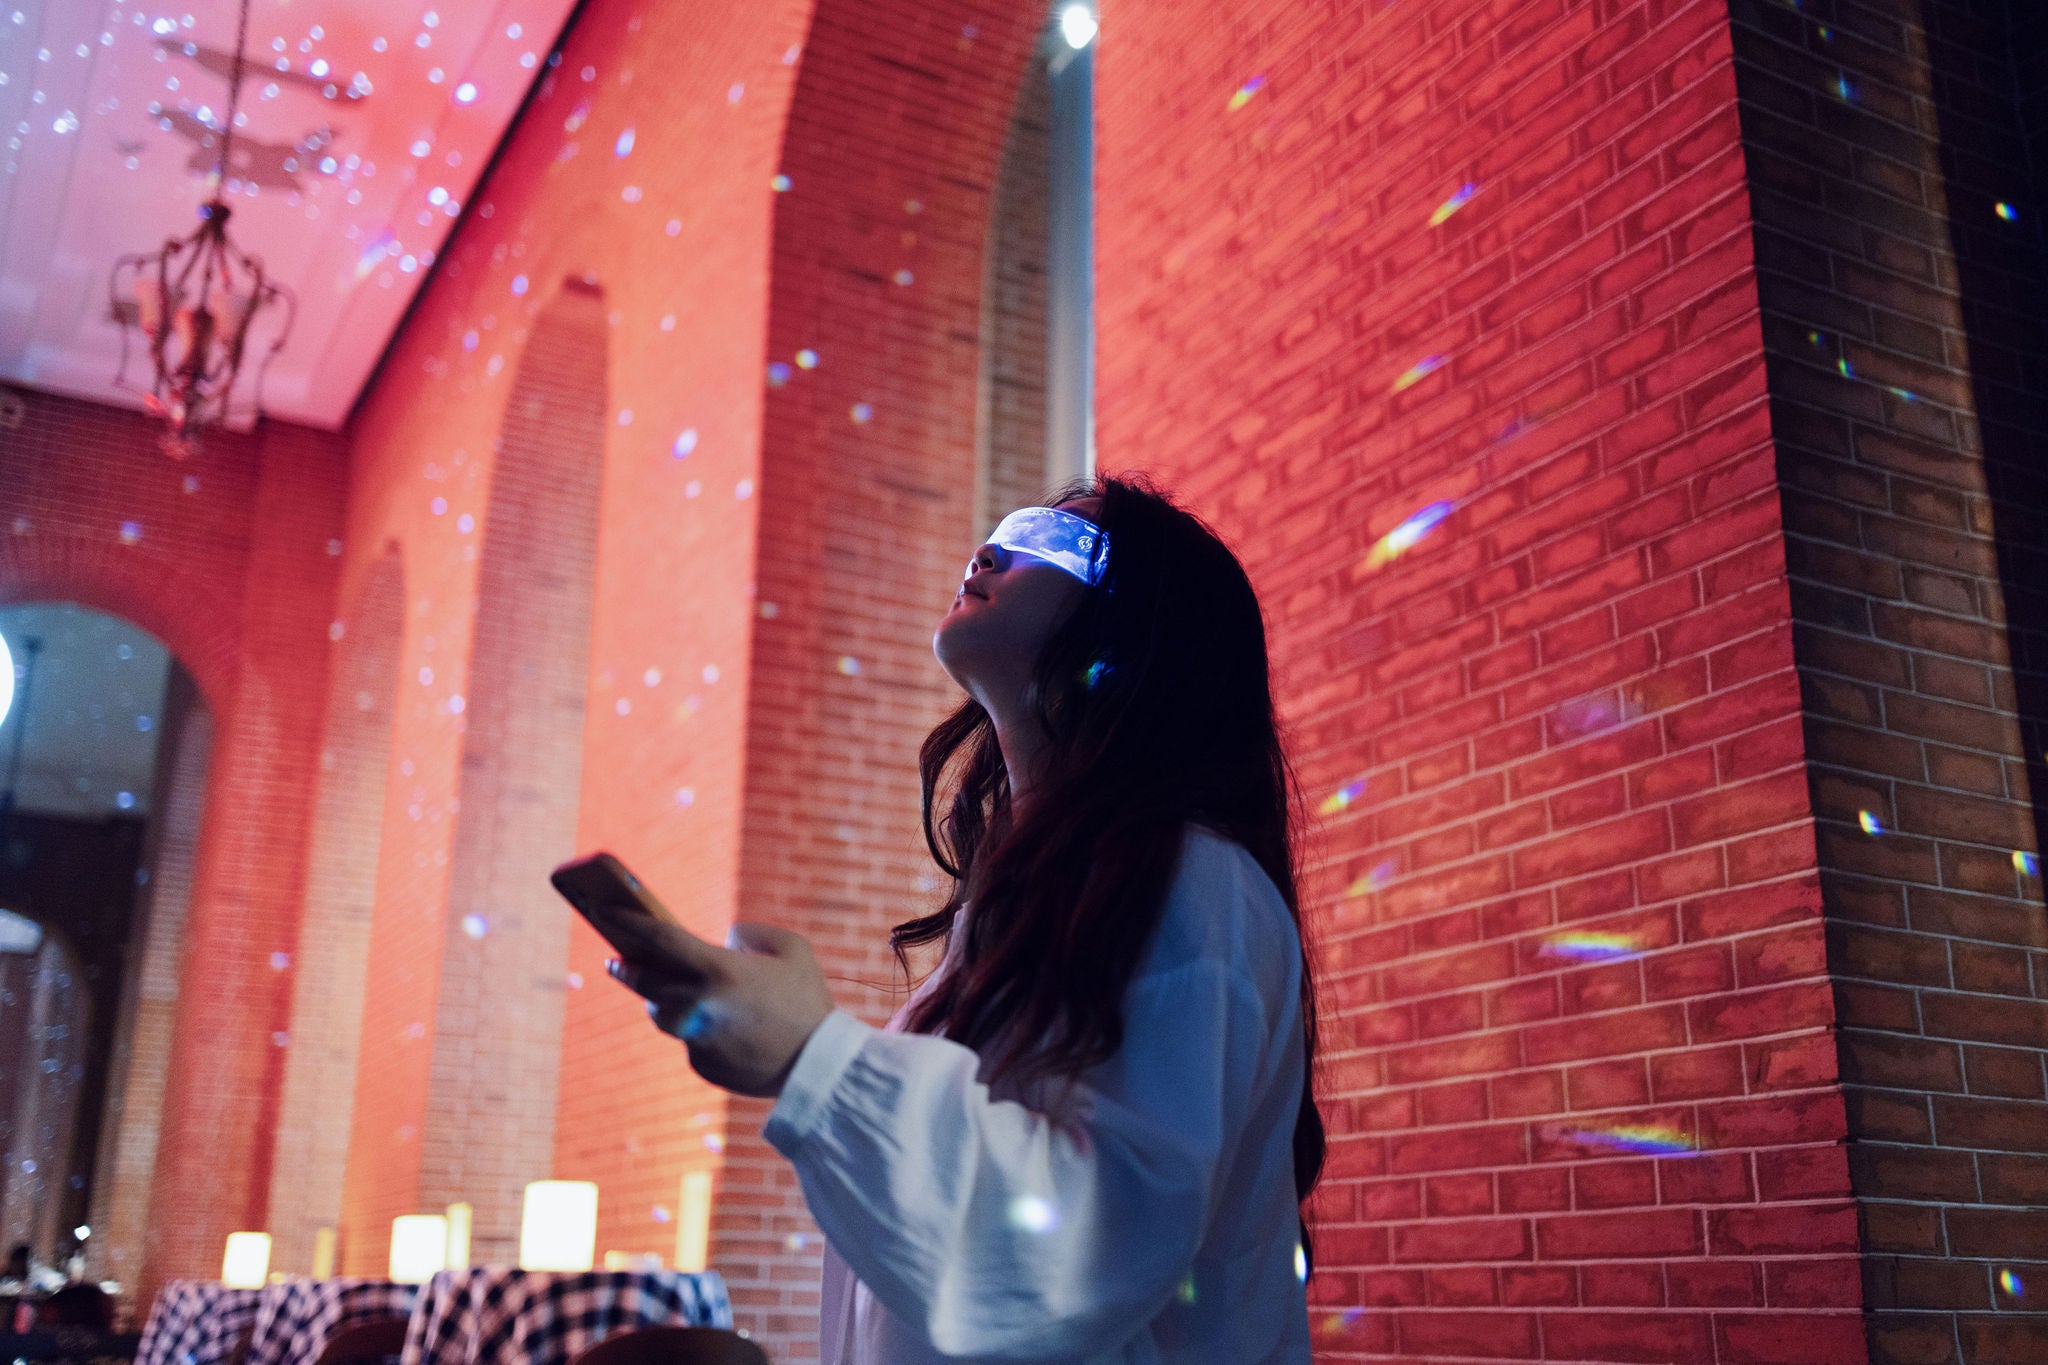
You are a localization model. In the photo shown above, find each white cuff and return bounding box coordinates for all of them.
[762,1008,874,1151]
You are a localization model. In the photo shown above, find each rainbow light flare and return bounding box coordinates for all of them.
[1316,1306,1369,1338]
[1344,860,1396,897]
[1318,779,1367,816]
[2017,850,2040,877]
[1538,932,1642,962]
[1995,202,2018,222]
[1365,500,1453,569]
[1998,1268,2025,1297]
[1227,75,1266,112]
[354,230,398,280]
[1392,353,1447,393]
[1567,1124,1699,1157]
[1858,810,1884,835]
[1428,182,1479,226]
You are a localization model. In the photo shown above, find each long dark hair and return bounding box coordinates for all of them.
[892,472,1329,1278]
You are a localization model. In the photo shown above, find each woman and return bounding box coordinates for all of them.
[606,474,1325,1363]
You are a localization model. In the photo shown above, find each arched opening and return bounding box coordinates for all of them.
[0,603,210,1312]
[979,2,1096,530]
[264,545,407,1274]
[340,280,607,1271]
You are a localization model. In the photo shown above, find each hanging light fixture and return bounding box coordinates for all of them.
[108,0,294,459]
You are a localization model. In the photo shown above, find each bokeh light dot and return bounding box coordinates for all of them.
[1007,1195,1056,1233]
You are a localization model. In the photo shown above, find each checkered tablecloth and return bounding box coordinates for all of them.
[244,1278,421,1365]
[135,1281,266,1365]
[400,1268,731,1365]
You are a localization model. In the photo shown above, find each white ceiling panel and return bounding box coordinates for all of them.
[0,0,577,429]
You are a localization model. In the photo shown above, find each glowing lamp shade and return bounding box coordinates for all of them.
[311,1227,337,1280]
[389,1215,449,1283]
[674,1171,713,1273]
[221,1232,271,1288]
[0,632,14,729]
[445,1202,473,1269]
[519,1181,598,1272]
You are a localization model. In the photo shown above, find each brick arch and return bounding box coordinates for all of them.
[340,281,608,1271]
[0,533,238,715]
[979,12,1058,532]
[265,543,407,1274]
[725,3,1047,1355]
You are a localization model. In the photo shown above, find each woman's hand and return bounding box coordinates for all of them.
[604,918,837,1099]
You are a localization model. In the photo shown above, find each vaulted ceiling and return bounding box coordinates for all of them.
[0,0,577,429]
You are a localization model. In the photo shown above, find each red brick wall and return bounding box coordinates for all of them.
[1726,1,2048,1360]
[1095,0,1863,1358]
[333,0,808,1291]
[0,389,346,1303]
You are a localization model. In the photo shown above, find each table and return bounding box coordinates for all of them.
[135,1282,265,1365]
[401,1268,731,1365]
[245,1278,421,1365]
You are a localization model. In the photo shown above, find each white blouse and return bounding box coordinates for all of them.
[761,825,1313,1364]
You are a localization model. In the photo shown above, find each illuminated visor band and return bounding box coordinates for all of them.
[977,506,1111,587]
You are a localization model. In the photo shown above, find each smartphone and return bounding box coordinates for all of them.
[549,851,683,954]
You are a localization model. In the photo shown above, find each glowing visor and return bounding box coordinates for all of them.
[976,506,1111,587]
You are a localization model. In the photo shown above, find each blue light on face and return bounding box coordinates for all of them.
[975,506,1110,587]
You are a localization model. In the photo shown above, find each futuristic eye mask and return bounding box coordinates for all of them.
[970,506,1111,587]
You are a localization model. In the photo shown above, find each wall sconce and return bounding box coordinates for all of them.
[221,1233,271,1288]
[518,1182,597,1272]
[389,1216,449,1284]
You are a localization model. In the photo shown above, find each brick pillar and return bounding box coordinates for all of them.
[140,419,346,1300]
[86,663,208,1313]
[1727,1,2048,1359]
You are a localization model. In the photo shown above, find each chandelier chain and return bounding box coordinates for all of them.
[219,0,251,186]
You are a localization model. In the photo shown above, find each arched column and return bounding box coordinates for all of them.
[731,3,1046,1355]
[265,546,407,1274]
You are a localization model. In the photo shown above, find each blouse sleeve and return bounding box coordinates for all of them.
[761,945,1275,1359]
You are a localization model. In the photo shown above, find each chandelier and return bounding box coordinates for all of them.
[108,0,294,459]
